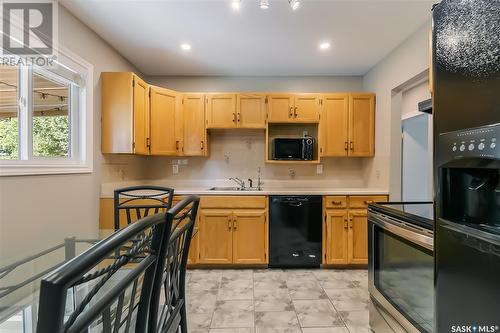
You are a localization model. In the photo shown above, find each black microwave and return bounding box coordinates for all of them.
[273,137,314,161]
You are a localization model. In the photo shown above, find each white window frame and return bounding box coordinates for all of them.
[0,47,93,176]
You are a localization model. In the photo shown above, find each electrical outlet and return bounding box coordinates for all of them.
[172,164,179,174]
[316,164,323,174]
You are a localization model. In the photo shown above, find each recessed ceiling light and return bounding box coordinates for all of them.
[289,0,300,10]
[231,0,241,11]
[319,42,331,51]
[180,43,192,51]
[260,0,269,9]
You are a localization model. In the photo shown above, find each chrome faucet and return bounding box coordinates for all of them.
[229,177,246,190]
[257,167,264,191]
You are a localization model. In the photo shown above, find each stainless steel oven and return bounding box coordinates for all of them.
[368,202,434,333]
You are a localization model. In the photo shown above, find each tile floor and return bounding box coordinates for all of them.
[185,269,373,333]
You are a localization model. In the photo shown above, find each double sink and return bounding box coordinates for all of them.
[208,187,262,191]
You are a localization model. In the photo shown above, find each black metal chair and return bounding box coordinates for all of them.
[148,195,200,333]
[36,213,172,333]
[114,186,174,230]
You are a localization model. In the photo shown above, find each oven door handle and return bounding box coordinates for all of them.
[370,215,434,251]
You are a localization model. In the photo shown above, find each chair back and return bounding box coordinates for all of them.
[149,195,200,333]
[36,213,171,333]
[114,186,174,230]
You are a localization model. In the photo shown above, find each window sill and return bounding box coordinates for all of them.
[0,164,92,177]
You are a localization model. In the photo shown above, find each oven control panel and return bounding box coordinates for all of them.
[439,123,500,162]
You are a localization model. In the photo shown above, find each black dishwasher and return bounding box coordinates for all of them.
[269,196,322,268]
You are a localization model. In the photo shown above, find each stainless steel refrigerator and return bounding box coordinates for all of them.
[432,0,500,332]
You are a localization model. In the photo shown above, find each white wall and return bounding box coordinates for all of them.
[0,5,142,266]
[363,21,431,198]
[146,76,363,92]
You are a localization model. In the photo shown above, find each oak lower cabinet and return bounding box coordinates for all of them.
[324,209,349,264]
[323,195,387,265]
[348,209,369,264]
[232,210,268,264]
[197,196,268,265]
[198,210,234,264]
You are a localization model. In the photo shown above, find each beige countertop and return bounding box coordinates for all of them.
[100,180,389,198]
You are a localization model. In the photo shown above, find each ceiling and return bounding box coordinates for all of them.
[61,0,436,76]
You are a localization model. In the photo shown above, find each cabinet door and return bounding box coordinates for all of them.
[237,94,266,128]
[232,210,268,264]
[348,94,375,157]
[321,94,349,157]
[267,95,294,123]
[206,94,237,128]
[182,94,207,156]
[133,75,150,155]
[150,86,179,155]
[325,210,349,265]
[198,210,233,264]
[348,209,369,264]
[187,218,199,265]
[294,94,320,122]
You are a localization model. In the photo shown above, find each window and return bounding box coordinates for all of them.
[0,51,93,176]
[0,64,19,159]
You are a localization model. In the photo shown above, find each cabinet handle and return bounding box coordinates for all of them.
[233,218,237,230]
[146,138,151,148]
[237,112,241,122]
[228,217,232,230]
[332,200,342,205]
[344,142,348,151]
[233,113,236,123]
[364,200,373,205]
[349,217,353,229]
[350,142,354,151]
[200,141,204,150]
[344,218,348,229]
[289,107,293,118]
[175,140,179,150]
[294,106,298,118]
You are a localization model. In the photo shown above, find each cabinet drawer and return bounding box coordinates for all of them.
[324,196,348,209]
[200,196,266,209]
[349,195,387,209]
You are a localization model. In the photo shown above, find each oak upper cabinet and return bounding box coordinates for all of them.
[325,209,349,265]
[348,94,375,157]
[182,94,208,156]
[267,94,320,123]
[232,209,268,264]
[149,86,182,156]
[198,209,233,264]
[321,94,349,157]
[267,94,294,123]
[206,94,237,128]
[294,94,321,122]
[102,72,150,154]
[237,94,266,128]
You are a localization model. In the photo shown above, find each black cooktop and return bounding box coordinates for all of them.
[368,202,435,230]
